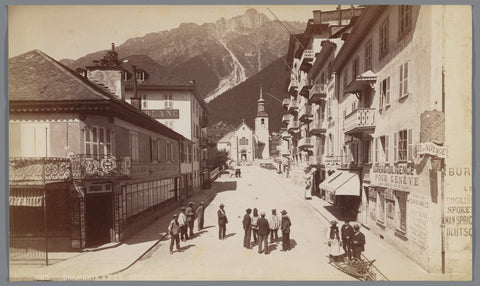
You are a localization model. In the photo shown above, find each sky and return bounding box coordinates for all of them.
[8,5,338,61]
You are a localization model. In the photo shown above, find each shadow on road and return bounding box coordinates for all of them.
[323,205,354,222]
[179,244,196,252]
[214,181,237,193]
[267,243,278,253]
[289,239,298,250]
[199,225,215,230]
[224,233,236,239]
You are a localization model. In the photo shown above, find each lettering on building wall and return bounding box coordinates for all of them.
[445,194,472,237]
[420,110,445,144]
[143,109,180,119]
[372,164,420,191]
[416,142,448,158]
[408,193,430,249]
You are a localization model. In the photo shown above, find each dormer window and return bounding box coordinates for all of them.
[136,70,145,81]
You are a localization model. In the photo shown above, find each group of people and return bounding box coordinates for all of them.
[327,220,366,262]
[242,208,292,254]
[167,201,205,255]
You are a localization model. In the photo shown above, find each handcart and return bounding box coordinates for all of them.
[328,255,389,281]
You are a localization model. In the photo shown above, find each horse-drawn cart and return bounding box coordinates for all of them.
[328,255,389,281]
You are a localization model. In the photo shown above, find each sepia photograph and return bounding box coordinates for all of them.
[7,4,472,281]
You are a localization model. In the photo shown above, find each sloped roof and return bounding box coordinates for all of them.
[235,121,253,133]
[9,50,114,102]
[218,131,235,143]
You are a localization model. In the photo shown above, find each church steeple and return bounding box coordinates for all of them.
[256,85,268,117]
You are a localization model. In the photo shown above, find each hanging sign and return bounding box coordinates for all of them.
[416,142,448,158]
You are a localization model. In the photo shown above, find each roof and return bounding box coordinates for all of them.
[218,131,235,143]
[9,50,113,102]
[235,121,253,133]
[9,50,185,141]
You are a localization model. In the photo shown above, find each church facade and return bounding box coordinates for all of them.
[217,88,270,163]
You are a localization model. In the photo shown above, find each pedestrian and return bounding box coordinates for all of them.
[251,208,259,243]
[280,210,292,251]
[196,202,205,231]
[178,206,188,241]
[269,209,280,243]
[243,208,252,248]
[257,212,270,254]
[351,224,366,260]
[286,165,290,178]
[217,203,228,240]
[186,201,195,238]
[327,220,344,262]
[168,214,181,255]
[340,220,354,259]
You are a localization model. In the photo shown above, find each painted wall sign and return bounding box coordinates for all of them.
[143,109,180,119]
[416,142,448,158]
[420,110,445,144]
[371,164,419,191]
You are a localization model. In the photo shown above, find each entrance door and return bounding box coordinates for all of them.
[86,194,113,247]
[241,151,247,161]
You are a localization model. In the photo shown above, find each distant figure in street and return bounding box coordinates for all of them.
[168,214,181,255]
[351,224,366,260]
[178,207,188,241]
[257,212,270,254]
[251,208,259,243]
[327,220,344,262]
[186,201,195,238]
[286,165,290,178]
[217,203,228,240]
[243,208,252,248]
[280,210,292,251]
[341,220,354,258]
[269,209,280,243]
[196,202,205,231]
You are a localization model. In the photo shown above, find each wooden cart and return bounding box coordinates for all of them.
[328,255,389,281]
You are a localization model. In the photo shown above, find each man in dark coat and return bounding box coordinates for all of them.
[243,208,252,248]
[196,202,205,231]
[217,203,228,240]
[186,201,195,238]
[257,212,270,254]
[341,220,354,258]
[351,224,366,260]
[280,210,292,251]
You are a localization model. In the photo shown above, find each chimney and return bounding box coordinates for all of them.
[313,10,322,24]
[112,43,115,51]
[130,65,142,110]
[337,5,342,26]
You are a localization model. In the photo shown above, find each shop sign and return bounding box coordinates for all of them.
[143,109,180,119]
[420,110,445,144]
[416,142,448,158]
[325,156,342,166]
[87,183,112,193]
[371,164,419,191]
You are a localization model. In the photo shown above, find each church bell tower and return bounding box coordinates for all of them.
[255,86,270,159]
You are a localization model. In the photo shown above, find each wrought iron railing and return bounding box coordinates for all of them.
[10,236,48,264]
[70,154,131,179]
[9,157,71,182]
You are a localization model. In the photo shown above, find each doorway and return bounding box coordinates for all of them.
[241,151,247,161]
[86,193,113,247]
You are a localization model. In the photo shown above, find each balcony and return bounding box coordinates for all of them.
[200,137,208,149]
[70,154,131,179]
[300,49,315,72]
[309,83,327,103]
[287,119,300,134]
[288,78,298,93]
[298,78,311,97]
[308,155,323,166]
[200,116,208,128]
[281,131,291,140]
[287,100,298,115]
[9,157,71,183]
[343,108,376,135]
[298,137,314,150]
[310,119,327,136]
[298,105,313,123]
[282,114,291,124]
[282,98,291,109]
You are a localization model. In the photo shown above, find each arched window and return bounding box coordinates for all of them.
[261,119,264,124]
[239,137,248,145]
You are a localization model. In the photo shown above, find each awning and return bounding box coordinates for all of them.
[9,189,44,207]
[344,70,377,94]
[319,170,360,196]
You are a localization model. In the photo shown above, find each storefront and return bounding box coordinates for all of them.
[319,170,361,220]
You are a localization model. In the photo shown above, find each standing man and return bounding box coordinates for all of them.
[168,214,181,255]
[257,212,270,254]
[243,208,252,248]
[351,224,366,260]
[196,202,205,231]
[178,207,188,241]
[186,201,195,238]
[280,210,292,251]
[341,220,354,258]
[217,203,228,240]
[269,209,280,243]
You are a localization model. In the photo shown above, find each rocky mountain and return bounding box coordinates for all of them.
[61,8,304,100]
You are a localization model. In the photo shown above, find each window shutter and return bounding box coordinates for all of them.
[173,143,178,163]
[404,62,409,95]
[152,138,158,161]
[379,80,384,108]
[385,135,389,163]
[393,132,398,162]
[399,65,403,98]
[159,139,166,162]
[407,128,413,161]
[375,138,378,163]
[386,77,390,105]
[149,137,153,162]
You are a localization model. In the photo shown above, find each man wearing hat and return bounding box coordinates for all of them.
[178,207,188,241]
[217,203,228,240]
[186,201,195,238]
[167,214,181,255]
[351,224,366,260]
[269,209,280,243]
[257,212,270,254]
[341,220,354,258]
[243,208,252,248]
[196,202,205,231]
[280,210,292,251]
